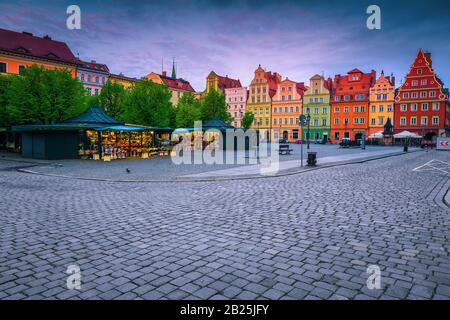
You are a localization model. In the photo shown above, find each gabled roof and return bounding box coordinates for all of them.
[295,82,308,96]
[348,68,363,74]
[204,119,232,128]
[0,28,78,64]
[216,74,242,90]
[264,71,280,98]
[62,107,123,125]
[160,74,195,92]
[77,60,109,73]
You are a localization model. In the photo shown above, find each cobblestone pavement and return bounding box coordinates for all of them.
[20,145,406,180]
[0,150,449,300]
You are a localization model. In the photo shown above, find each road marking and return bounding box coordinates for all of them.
[413,159,450,175]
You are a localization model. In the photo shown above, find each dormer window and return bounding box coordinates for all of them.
[14,47,31,54]
[46,52,59,59]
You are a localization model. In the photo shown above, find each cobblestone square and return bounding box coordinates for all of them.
[0,149,449,300]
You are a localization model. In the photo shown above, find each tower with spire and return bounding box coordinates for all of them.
[171,58,176,79]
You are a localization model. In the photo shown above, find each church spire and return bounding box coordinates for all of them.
[171,58,176,79]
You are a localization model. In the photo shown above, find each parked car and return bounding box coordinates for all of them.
[294,139,305,144]
[278,138,287,144]
[339,138,361,148]
[315,139,327,144]
[421,140,436,148]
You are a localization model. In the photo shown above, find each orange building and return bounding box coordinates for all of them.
[368,71,395,136]
[330,68,376,142]
[271,78,307,142]
[0,28,77,78]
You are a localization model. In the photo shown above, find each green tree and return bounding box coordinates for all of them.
[7,65,86,124]
[200,89,231,123]
[0,74,13,128]
[241,111,255,130]
[122,79,173,127]
[98,80,127,119]
[175,92,202,128]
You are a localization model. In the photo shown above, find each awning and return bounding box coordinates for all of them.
[393,131,423,139]
[368,131,384,139]
[96,125,153,132]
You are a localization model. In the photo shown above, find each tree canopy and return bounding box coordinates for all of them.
[241,111,255,130]
[175,92,202,128]
[200,89,231,124]
[6,65,86,125]
[97,80,127,119]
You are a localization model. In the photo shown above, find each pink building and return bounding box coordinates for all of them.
[77,60,109,95]
[224,87,247,128]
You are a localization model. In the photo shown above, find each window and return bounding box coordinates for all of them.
[383,94,387,100]
[335,95,340,101]
[360,118,365,124]
[288,95,292,101]
[344,107,349,113]
[87,88,92,95]
[371,118,376,125]
[421,79,427,85]
[95,88,99,95]
[322,119,327,126]
[379,105,384,112]
[313,119,318,126]
[282,96,285,101]
[360,106,365,113]
[314,108,319,114]
[81,74,85,81]
[432,116,439,125]
[411,104,417,111]
[87,75,91,82]
[0,62,6,73]
[18,65,26,75]
[296,106,299,112]
[378,117,383,125]
[421,91,427,98]
[421,103,428,111]
[322,108,327,114]
[411,117,417,125]
[273,108,277,113]
[432,103,439,111]
[412,92,418,98]
[344,95,350,101]
[430,91,436,98]
[418,69,422,75]
[412,80,418,86]
[387,105,393,112]
[356,94,364,101]
[334,107,339,113]
[354,106,359,113]
[344,118,349,125]
[290,118,293,125]
[284,107,288,113]
[95,76,99,83]
[334,132,340,140]
[421,117,428,125]
[290,107,294,113]
[401,104,407,112]
[400,117,406,125]
[334,118,339,125]
[371,105,376,112]
[403,93,409,99]
[274,118,277,125]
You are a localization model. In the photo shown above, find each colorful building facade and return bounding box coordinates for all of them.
[0,28,77,78]
[271,78,306,142]
[246,65,281,141]
[394,49,449,140]
[109,73,138,89]
[224,87,247,128]
[330,68,376,142]
[146,66,195,106]
[206,71,241,94]
[368,71,395,136]
[302,75,332,142]
[76,60,109,95]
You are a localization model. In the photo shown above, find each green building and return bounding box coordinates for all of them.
[302,74,331,142]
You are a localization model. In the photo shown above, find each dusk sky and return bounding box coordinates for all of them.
[1,0,449,91]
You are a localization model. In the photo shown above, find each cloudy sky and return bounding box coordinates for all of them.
[1,0,449,91]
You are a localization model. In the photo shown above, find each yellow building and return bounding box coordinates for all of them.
[205,71,242,94]
[109,73,138,89]
[145,68,195,106]
[246,65,281,141]
[368,71,395,135]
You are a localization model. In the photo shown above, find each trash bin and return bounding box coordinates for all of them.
[307,152,317,166]
[403,145,408,152]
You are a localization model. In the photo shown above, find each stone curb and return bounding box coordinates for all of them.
[17,149,421,183]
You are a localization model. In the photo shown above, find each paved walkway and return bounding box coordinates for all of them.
[183,147,408,178]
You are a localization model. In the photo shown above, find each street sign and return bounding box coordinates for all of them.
[437,138,450,151]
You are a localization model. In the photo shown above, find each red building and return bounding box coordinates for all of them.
[330,68,376,142]
[394,49,449,140]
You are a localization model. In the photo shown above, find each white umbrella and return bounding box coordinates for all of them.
[393,131,422,139]
[368,131,384,139]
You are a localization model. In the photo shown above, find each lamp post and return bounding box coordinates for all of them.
[306,111,311,150]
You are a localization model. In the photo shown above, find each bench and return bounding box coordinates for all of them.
[278,144,293,155]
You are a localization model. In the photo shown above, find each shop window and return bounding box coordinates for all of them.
[0,62,6,73]
[334,132,340,140]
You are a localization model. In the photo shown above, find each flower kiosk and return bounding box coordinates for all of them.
[12,107,174,160]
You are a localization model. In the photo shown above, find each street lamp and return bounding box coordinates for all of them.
[306,111,311,150]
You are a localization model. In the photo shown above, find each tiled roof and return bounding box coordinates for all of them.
[333,69,376,96]
[0,28,78,64]
[110,73,138,82]
[77,60,109,73]
[216,75,242,90]
[295,82,308,96]
[264,71,280,98]
[160,75,195,92]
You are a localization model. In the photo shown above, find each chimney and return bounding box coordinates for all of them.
[391,75,396,87]
[43,35,51,40]
[162,71,167,77]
